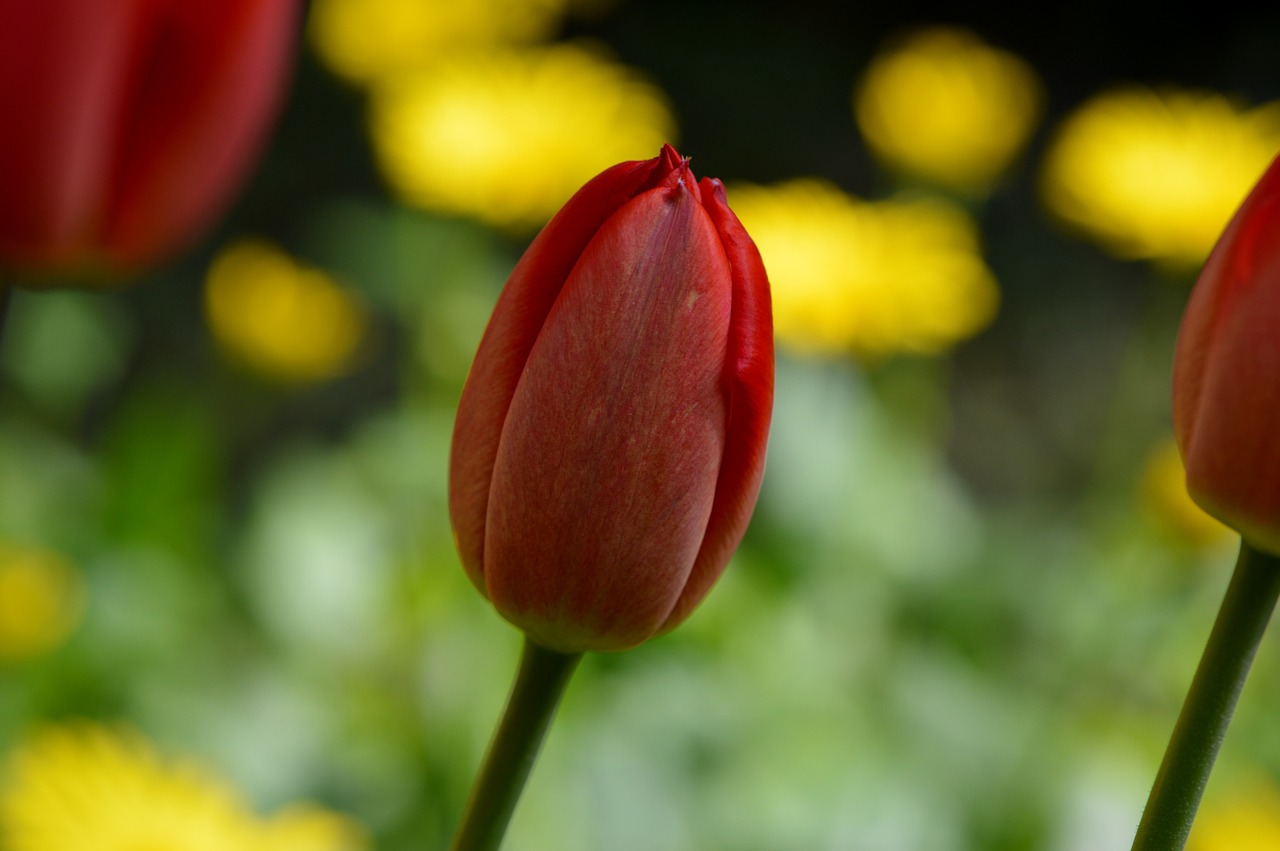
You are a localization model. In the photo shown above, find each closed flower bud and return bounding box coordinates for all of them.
[0,0,299,281]
[450,145,774,653]
[1173,152,1280,553]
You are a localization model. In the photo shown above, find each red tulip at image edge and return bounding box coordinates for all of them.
[1174,151,1280,554]
[450,145,775,653]
[0,0,299,279]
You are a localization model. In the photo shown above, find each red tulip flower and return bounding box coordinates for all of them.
[449,145,774,653]
[0,0,299,280]
[1174,151,1280,554]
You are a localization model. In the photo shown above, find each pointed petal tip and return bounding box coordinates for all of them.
[701,177,727,204]
[650,143,702,203]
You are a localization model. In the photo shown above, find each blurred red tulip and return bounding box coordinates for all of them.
[1174,151,1280,554]
[0,0,298,281]
[450,145,774,653]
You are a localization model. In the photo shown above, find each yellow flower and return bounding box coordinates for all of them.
[1187,778,1280,851]
[855,27,1042,193]
[0,724,367,851]
[309,0,569,84]
[728,179,999,357]
[1141,438,1232,548]
[1041,87,1280,266]
[369,44,675,229]
[0,543,83,663]
[261,806,370,851]
[205,240,367,384]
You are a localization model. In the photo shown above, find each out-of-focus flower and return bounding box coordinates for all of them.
[855,27,1042,193]
[205,240,367,384]
[1041,87,1280,266]
[728,179,998,357]
[450,145,773,653]
[1141,439,1231,548]
[1173,152,1280,554]
[1187,778,1280,851]
[369,44,675,229]
[0,543,83,663]
[309,0,569,83]
[259,806,371,851]
[0,0,299,281]
[0,724,367,851]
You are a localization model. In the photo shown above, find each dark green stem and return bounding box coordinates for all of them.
[449,637,582,851]
[1131,541,1280,850]
[0,281,11,346]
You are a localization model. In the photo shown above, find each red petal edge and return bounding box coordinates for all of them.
[1174,152,1280,459]
[660,177,774,632]
[1173,152,1280,551]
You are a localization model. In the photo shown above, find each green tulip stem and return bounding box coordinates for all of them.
[0,280,10,343]
[1131,541,1280,851]
[449,637,582,851]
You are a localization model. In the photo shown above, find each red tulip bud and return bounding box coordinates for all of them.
[1173,151,1280,554]
[449,145,774,653]
[0,0,299,280]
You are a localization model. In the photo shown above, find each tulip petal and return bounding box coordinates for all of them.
[105,0,299,268]
[0,2,135,265]
[449,154,671,591]
[1174,154,1280,552]
[661,178,775,632]
[0,0,299,274]
[483,179,732,651]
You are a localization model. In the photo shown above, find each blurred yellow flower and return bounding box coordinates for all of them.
[855,27,1042,193]
[1141,438,1232,548]
[729,179,998,357]
[0,724,367,851]
[260,806,370,851]
[1041,87,1280,266]
[369,44,675,229]
[205,240,367,384]
[309,0,569,84]
[0,543,83,663]
[1188,778,1280,851]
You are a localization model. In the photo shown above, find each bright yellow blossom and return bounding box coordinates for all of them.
[0,724,367,851]
[729,179,998,357]
[0,543,83,663]
[309,0,569,84]
[855,27,1042,193]
[205,240,367,384]
[1042,87,1280,266]
[1141,438,1232,548]
[369,44,675,229]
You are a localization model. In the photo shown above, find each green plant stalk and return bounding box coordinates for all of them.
[0,281,10,343]
[449,637,582,851]
[1131,541,1280,851]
